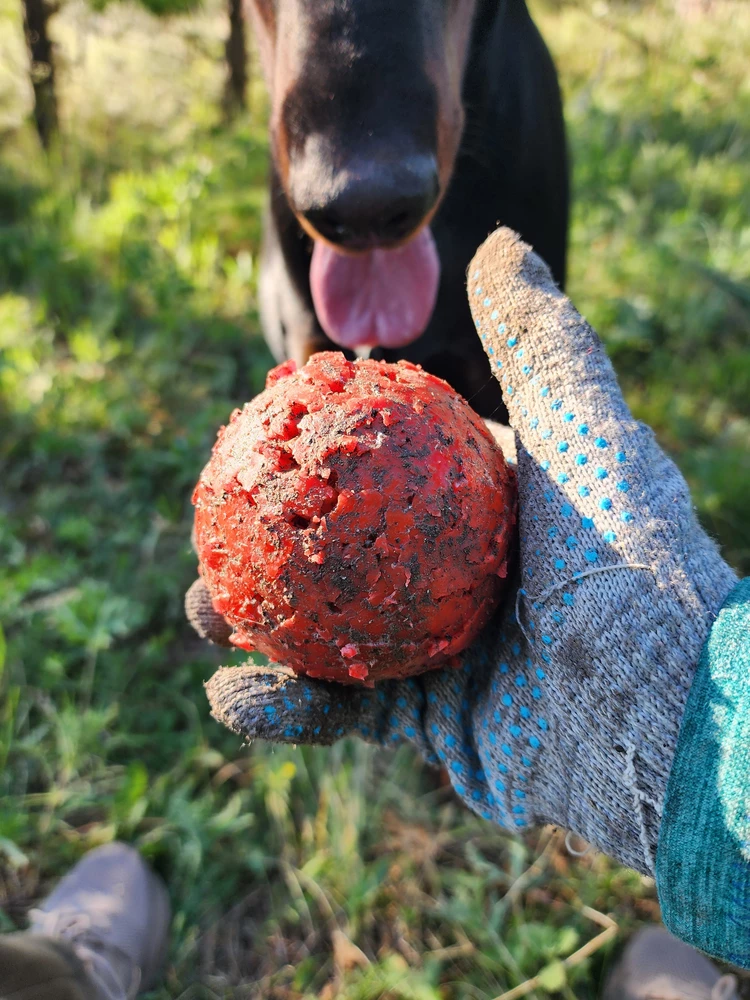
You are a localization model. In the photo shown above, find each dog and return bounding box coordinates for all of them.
[247,0,569,419]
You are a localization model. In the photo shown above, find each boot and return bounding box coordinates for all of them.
[0,933,93,1000]
[19,842,170,1000]
[603,927,739,1000]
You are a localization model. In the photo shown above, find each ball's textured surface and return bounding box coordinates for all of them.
[193,352,516,684]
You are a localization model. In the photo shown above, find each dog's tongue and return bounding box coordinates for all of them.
[310,228,440,350]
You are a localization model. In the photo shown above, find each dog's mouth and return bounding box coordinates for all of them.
[309,228,441,351]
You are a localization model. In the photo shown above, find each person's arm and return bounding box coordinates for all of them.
[190,227,749,968]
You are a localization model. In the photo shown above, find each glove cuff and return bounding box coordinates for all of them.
[656,577,750,968]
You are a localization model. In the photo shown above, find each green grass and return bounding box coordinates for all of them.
[1,0,749,996]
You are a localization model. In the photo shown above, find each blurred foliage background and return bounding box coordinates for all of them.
[0,0,749,996]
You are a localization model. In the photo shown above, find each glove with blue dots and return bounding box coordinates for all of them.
[190,227,737,876]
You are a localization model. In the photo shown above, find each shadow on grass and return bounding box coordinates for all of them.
[0,139,279,911]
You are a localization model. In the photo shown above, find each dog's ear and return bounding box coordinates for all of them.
[244,0,277,89]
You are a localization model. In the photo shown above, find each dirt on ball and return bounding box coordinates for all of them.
[192,352,516,685]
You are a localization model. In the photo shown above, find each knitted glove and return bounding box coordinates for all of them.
[189,228,738,879]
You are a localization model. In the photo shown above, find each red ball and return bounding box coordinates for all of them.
[192,353,516,685]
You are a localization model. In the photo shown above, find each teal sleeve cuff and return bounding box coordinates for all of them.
[656,577,750,968]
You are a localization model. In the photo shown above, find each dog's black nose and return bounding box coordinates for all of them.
[296,155,440,250]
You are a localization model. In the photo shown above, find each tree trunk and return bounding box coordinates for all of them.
[222,0,247,119]
[22,0,59,148]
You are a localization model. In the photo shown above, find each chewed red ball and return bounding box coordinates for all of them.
[192,352,516,685]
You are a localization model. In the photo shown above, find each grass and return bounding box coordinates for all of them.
[0,0,749,996]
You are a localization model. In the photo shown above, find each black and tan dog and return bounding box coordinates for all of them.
[248,0,568,418]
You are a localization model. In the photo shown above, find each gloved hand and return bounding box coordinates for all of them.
[187,227,738,881]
